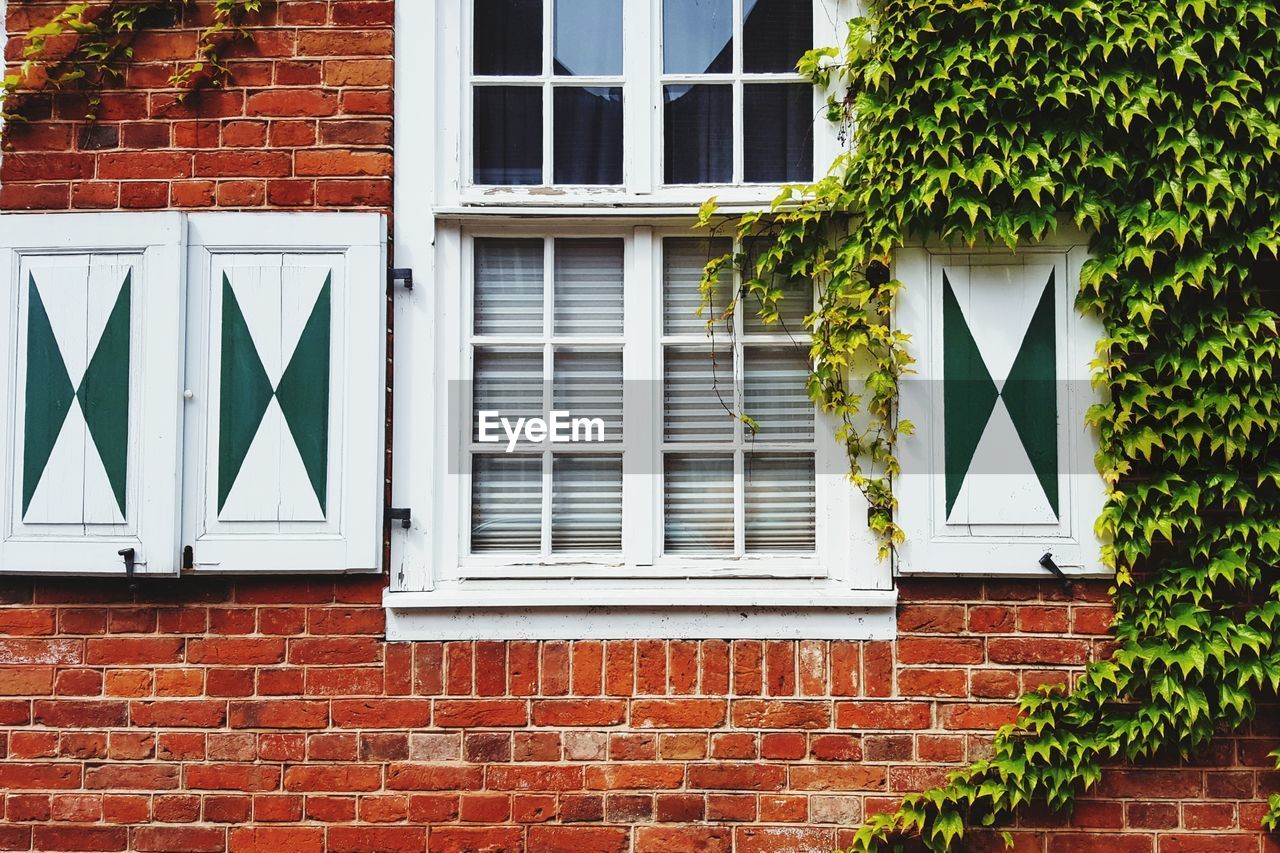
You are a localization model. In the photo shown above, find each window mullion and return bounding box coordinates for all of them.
[623,227,657,565]
[625,0,654,194]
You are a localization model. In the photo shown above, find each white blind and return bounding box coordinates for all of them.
[471,454,542,553]
[663,346,733,442]
[472,347,543,441]
[475,238,544,335]
[745,453,815,552]
[552,454,623,552]
[664,454,734,553]
[553,348,623,441]
[664,237,731,335]
[554,239,624,336]
[744,345,814,441]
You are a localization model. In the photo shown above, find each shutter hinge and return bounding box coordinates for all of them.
[387,507,412,529]
[388,268,414,292]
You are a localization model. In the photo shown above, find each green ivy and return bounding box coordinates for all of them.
[1,0,262,125]
[705,0,1280,848]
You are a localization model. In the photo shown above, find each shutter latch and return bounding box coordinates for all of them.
[387,507,412,529]
[118,547,137,590]
[1039,552,1068,581]
[388,268,414,292]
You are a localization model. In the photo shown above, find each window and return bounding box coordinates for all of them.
[461,234,819,567]
[895,242,1109,577]
[0,212,387,576]
[457,0,841,199]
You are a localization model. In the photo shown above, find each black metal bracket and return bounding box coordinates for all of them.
[118,547,137,591]
[1039,552,1069,582]
[388,268,414,292]
[387,507,412,529]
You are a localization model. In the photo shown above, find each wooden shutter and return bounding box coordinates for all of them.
[896,244,1108,576]
[0,214,185,575]
[183,213,386,572]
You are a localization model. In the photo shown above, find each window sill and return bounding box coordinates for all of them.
[383,588,897,640]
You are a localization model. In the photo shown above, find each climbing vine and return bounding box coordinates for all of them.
[705,0,1280,848]
[1,0,262,125]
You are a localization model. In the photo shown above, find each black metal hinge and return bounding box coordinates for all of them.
[387,507,412,529]
[388,268,414,292]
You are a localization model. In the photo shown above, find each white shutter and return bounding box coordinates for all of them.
[895,244,1109,576]
[0,213,185,576]
[183,213,386,573]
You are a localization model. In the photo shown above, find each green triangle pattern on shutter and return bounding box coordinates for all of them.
[218,273,275,513]
[76,272,132,515]
[1002,271,1059,516]
[275,273,331,511]
[942,273,1000,518]
[217,270,332,514]
[22,274,77,516]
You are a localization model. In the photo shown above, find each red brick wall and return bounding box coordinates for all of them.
[1,1,393,211]
[0,576,1273,853]
[2,3,1277,852]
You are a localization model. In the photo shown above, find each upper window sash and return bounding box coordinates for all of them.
[437,0,855,209]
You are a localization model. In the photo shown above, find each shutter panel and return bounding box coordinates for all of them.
[896,246,1108,576]
[0,213,185,575]
[184,213,386,573]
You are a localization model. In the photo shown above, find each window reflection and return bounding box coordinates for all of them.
[663,0,733,74]
[664,85,733,184]
[743,84,813,183]
[743,0,812,73]
[554,0,623,75]
[474,87,543,185]
[554,87,624,184]
[474,0,542,75]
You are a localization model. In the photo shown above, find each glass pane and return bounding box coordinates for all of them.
[664,85,732,184]
[743,84,813,183]
[474,87,543,185]
[745,453,815,552]
[475,238,544,335]
[553,349,623,442]
[554,239,624,335]
[663,237,732,335]
[474,0,543,75]
[552,455,623,552]
[664,346,733,442]
[553,87,624,185]
[663,0,732,73]
[744,346,814,441]
[743,0,811,72]
[554,0,623,75]
[743,238,812,334]
[664,454,734,553]
[473,348,543,442]
[471,454,542,552]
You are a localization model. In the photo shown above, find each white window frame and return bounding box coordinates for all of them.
[432,0,857,211]
[390,0,896,638]
[894,233,1111,578]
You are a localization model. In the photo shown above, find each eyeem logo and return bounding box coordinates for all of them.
[477,411,607,452]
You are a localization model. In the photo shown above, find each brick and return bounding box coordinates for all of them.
[229,700,328,729]
[636,827,732,853]
[0,639,78,665]
[85,638,182,664]
[790,765,887,791]
[33,826,127,851]
[835,701,932,729]
[528,827,628,853]
[328,827,425,853]
[428,827,523,853]
[130,700,227,727]
[332,699,432,728]
[732,699,831,729]
[735,827,836,853]
[632,698,726,728]
[133,826,226,853]
[435,700,528,727]
[229,827,325,853]
[988,637,1090,665]
[283,765,381,792]
[688,763,785,791]
[33,699,127,728]
[84,764,180,791]
[184,764,281,792]
[532,699,627,727]
[0,763,81,790]
[585,763,685,790]
[386,764,485,791]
